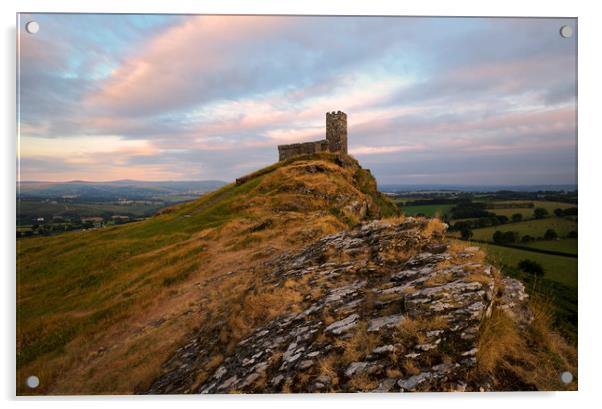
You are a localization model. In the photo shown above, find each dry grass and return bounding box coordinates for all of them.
[318,355,340,388]
[475,298,577,391]
[447,240,487,263]
[402,359,421,376]
[421,218,446,239]
[336,322,379,364]
[347,373,378,391]
[397,317,425,344]
[386,368,402,378]
[396,315,449,346]
[423,271,453,287]
[465,272,493,286]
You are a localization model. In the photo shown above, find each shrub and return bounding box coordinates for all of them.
[502,231,518,243]
[521,234,534,243]
[544,229,558,240]
[567,230,578,238]
[518,259,545,276]
[554,208,565,217]
[460,227,473,240]
[496,215,509,224]
[511,213,523,222]
[493,230,519,244]
[533,208,549,219]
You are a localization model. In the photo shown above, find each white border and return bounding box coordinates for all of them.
[3,1,602,408]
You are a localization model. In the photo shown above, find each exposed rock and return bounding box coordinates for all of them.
[326,313,360,335]
[368,314,404,332]
[144,218,536,394]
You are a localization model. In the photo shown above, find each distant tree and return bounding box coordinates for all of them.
[492,230,504,244]
[497,215,509,224]
[544,229,558,240]
[521,234,534,243]
[564,207,578,216]
[554,208,565,217]
[502,231,519,243]
[460,227,473,240]
[567,230,578,238]
[533,208,549,219]
[518,259,545,276]
[512,213,523,223]
[453,221,472,231]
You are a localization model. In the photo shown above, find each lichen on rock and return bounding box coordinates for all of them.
[145,218,534,394]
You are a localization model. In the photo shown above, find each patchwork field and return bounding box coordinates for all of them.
[479,242,577,288]
[478,200,576,219]
[457,217,577,242]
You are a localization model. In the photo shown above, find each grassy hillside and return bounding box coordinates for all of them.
[16,153,398,395]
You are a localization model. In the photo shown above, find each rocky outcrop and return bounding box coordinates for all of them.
[145,218,531,394]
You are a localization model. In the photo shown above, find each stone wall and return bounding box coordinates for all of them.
[278,140,329,161]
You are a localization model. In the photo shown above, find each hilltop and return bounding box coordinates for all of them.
[17,153,397,394]
[16,153,576,394]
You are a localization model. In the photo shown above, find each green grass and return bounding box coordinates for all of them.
[399,204,454,217]
[477,200,575,219]
[454,239,578,342]
[523,239,578,255]
[456,217,577,242]
[16,179,254,368]
[478,242,577,288]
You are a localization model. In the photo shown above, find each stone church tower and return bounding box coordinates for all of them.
[326,111,348,155]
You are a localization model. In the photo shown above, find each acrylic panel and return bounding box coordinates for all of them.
[16,14,577,395]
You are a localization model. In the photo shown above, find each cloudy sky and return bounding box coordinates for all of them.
[17,14,577,185]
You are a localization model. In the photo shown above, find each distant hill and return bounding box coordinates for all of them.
[17,180,228,200]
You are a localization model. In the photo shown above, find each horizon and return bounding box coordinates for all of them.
[17,178,578,191]
[18,14,577,185]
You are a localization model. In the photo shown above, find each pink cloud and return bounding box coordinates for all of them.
[85,16,288,116]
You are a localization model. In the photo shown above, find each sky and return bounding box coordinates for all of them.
[17,14,577,185]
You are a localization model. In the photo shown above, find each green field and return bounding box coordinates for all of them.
[398,199,575,220]
[523,238,578,255]
[399,204,454,217]
[478,242,577,288]
[478,200,575,219]
[455,217,577,241]
[17,199,165,221]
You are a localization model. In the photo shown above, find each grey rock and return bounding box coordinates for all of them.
[398,372,433,391]
[368,314,404,332]
[325,313,360,335]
